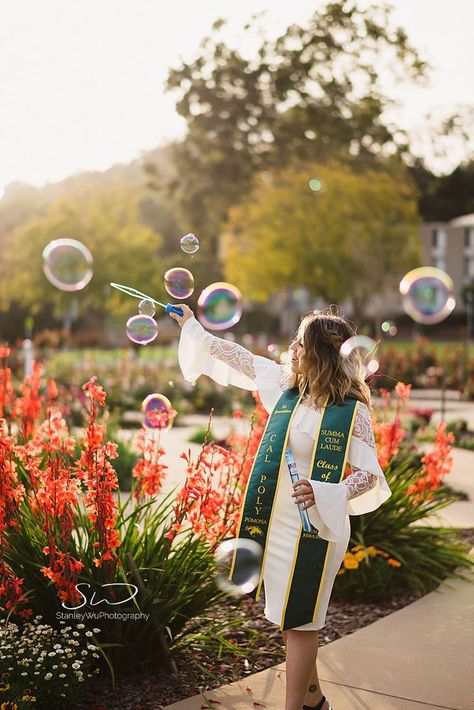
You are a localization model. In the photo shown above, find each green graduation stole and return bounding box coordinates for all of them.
[229,387,358,630]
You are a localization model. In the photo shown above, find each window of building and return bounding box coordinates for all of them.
[465,257,474,278]
[431,228,447,251]
[434,257,446,271]
[465,227,474,248]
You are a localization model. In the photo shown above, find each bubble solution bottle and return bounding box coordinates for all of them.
[285,449,314,533]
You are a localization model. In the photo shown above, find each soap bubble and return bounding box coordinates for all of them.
[399,267,455,324]
[164,268,194,299]
[340,335,379,376]
[138,299,156,317]
[381,320,398,337]
[126,315,158,345]
[42,238,93,291]
[214,538,263,596]
[180,233,200,254]
[142,393,173,429]
[309,178,322,192]
[197,282,242,330]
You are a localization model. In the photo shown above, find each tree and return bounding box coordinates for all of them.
[0,187,164,328]
[159,2,427,245]
[222,161,420,321]
[411,159,474,222]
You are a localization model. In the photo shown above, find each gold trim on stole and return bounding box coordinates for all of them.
[228,393,303,589]
[254,393,303,600]
[280,395,328,629]
[279,398,359,629]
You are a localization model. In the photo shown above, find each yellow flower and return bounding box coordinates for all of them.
[0,685,10,693]
[388,558,401,567]
[366,546,379,557]
[21,696,37,702]
[351,545,364,552]
[343,554,359,570]
[1,702,18,710]
[354,550,367,562]
[337,568,346,575]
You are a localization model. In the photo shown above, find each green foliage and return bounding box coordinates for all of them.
[376,341,474,397]
[333,456,474,601]
[223,161,420,318]
[1,484,256,676]
[162,1,427,238]
[41,348,253,418]
[0,186,164,320]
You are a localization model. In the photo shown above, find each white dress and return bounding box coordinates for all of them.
[178,318,392,631]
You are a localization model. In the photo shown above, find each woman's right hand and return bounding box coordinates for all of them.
[168,303,194,328]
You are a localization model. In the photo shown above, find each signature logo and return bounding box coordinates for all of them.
[245,525,263,537]
[61,583,139,610]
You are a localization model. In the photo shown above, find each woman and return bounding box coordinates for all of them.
[169,304,391,710]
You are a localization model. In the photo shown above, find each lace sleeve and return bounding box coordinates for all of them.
[207,336,256,380]
[352,402,377,450]
[344,466,378,500]
[344,403,378,499]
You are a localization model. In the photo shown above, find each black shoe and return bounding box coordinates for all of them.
[303,696,331,710]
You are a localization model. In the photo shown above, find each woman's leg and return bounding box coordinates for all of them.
[281,630,326,710]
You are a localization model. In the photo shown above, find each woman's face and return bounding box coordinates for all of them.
[289,334,305,374]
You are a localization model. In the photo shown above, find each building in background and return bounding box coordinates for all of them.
[421,214,474,311]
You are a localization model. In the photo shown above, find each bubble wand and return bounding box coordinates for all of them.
[285,449,313,533]
[110,282,184,316]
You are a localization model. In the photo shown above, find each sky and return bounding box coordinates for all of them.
[0,0,473,197]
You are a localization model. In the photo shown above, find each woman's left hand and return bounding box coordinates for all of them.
[291,479,315,510]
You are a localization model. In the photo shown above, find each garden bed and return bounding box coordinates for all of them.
[71,527,474,710]
[70,589,424,709]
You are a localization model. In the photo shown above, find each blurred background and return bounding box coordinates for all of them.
[1,0,474,405]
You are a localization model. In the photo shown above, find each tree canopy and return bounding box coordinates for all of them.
[0,187,164,323]
[222,161,420,320]
[162,1,427,240]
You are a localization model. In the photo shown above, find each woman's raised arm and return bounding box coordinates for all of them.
[169,304,256,381]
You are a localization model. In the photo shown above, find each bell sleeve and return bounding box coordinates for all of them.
[305,402,391,543]
[178,317,288,410]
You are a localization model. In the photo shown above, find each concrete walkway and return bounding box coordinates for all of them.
[164,565,474,710]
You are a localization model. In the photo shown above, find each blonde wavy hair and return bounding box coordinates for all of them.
[290,306,371,408]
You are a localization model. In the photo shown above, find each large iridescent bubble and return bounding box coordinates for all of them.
[126,315,158,345]
[213,538,263,596]
[399,267,455,324]
[180,233,200,254]
[340,335,379,376]
[42,238,93,291]
[197,282,242,330]
[142,393,173,429]
[164,268,194,299]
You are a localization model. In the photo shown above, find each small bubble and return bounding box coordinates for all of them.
[180,233,200,254]
[308,179,322,192]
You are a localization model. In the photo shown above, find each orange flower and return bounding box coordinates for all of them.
[388,558,401,567]
[394,381,412,402]
[408,422,454,499]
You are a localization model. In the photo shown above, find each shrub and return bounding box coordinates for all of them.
[0,348,261,682]
[334,385,474,601]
